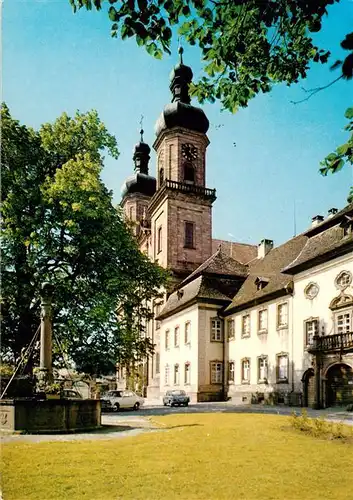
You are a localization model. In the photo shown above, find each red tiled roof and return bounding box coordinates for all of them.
[212,239,257,264]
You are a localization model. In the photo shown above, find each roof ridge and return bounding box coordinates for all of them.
[180,246,247,287]
[213,238,257,248]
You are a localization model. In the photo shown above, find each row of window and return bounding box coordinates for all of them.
[211,354,289,385]
[165,363,190,385]
[210,303,288,342]
[165,322,191,349]
[157,221,195,254]
[163,311,352,353]
[305,312,352,345]
[163,309,352,355]
[214,308,352,343]
[163,355,289,387]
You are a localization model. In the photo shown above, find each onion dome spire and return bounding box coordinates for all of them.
[155,49,209,137]
[169,46,193,105]
[133,116,151,174]
[121,117,156,200]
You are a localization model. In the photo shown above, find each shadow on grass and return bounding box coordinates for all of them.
[96,424,142,434]
[161,423,203,430]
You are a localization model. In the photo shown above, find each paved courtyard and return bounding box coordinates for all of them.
[1,402,352,443]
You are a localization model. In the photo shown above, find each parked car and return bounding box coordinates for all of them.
[163,390,190,407]
[62,389,82,399]
[101,390,144,412]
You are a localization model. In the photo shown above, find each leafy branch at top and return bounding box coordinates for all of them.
[320,107,353,202]
[69,0,351,112]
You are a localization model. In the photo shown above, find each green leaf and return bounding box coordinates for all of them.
[345,108,353,120]
[137,0,147,11]
[331,158,345,173]
[341,32,353,50]
[108,6,119,22]
[154,48,163,60]
[342,53,353,79]
[330,60,342,71]
[146,42,157,56]
[178,22,191,36]
[348,186,353,203]
[336,143,349,156]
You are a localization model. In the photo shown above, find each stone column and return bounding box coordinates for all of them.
[39,282,54,383]
[313,352,322,410]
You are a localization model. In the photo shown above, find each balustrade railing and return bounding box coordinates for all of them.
[308,331,353,353]
[164,179,216,199]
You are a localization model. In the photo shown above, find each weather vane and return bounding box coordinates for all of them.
[178,37,184,64]
[139,114,144,142]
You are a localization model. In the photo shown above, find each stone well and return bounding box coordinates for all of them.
[0,398,101,434]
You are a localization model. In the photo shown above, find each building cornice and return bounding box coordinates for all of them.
[153,127,210,151]
[221,288,292,318]
[157,296,230,321]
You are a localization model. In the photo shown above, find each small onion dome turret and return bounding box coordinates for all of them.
[121,128,156,200]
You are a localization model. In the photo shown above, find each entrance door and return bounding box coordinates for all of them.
[302,368,315,407]
[326,364,353,407]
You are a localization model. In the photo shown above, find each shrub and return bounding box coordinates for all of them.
[290,410,353,442]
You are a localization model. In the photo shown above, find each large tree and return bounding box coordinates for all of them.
[1,104,167,375]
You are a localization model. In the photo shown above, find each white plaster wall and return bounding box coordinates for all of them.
[227,296,292,396]
[160,305,199,397]
[292,253,353,385]
[198,306,224,388]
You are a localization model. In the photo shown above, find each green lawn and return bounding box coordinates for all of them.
[1,414,352,500]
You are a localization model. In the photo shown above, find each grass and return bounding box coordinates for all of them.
[1,413,353,500]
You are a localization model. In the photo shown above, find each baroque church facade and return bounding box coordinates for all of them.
[120,51,353,409]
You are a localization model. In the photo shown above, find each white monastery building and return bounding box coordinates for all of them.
[120,50,353,409]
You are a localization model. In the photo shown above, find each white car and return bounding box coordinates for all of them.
[101,390,144,412]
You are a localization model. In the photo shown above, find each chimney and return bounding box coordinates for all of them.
[327,208,338,218]
[311,215,324,227]
[258,239,274,259]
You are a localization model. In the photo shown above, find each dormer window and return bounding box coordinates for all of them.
[255,276,269,291]
[340,215,353,237]
[183,162,195,183]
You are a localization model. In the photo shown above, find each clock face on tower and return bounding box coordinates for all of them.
[182,143,198,161]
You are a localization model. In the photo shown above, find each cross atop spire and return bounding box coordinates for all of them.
[169,47,193,104]
[139,114,144,142]
[178,38,184,65]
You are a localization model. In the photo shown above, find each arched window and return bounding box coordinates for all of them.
[183,163,195,183]
[159,168,164,186]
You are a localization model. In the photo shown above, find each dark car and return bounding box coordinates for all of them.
[163,390,190,407]
[62,389,82,399]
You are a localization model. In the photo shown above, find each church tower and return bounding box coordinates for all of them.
[150,47,216,282]
[121,128,156,240]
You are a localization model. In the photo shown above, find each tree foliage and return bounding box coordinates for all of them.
[1,104,167,376]
[320,107,353,202]
[69,0,352,112]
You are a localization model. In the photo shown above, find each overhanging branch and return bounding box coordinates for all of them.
[290,75,343,104]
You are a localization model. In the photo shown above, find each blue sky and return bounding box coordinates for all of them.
[3,0,353,247]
